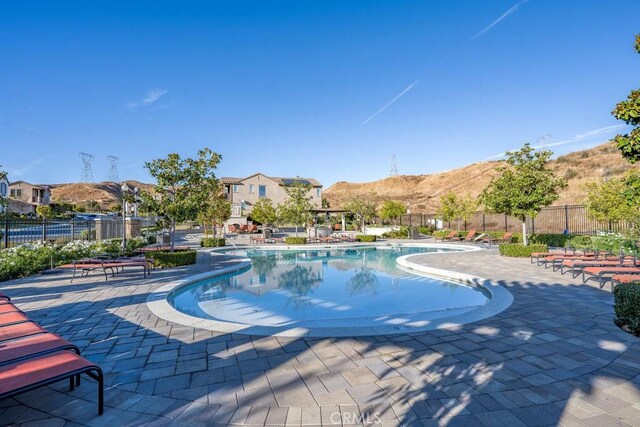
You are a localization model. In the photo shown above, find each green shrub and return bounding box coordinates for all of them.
[145,250,197,267]
[529,233,573,247]
[568,235,592,249]
[146,235,157,244]
[591,233,639,255]
[614,283,640,335]
[356,235,377,242]
[499,243,548,257]
[285,237,307,245]
[201,238,226,247]
[382,227,409,239]
[417,226,435,235]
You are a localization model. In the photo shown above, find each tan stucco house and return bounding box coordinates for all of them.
[220,173,322,224]
[9,181,51,207]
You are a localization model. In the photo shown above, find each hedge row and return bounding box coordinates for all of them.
[498,243,548,257]
[285,237,307,245]
[614,283,640,336]
[201,238,226,247]
[356,235,377,242]
[145,250,197,267]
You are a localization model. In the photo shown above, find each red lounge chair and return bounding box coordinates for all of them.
[439,231,458,242]
[0,304,21,315]
[227,224,239,233]
[582,266,640,289]
[0,322,45,342]
[537,254,598,268]
[0,333,80,366]
[560,258,637,277]
[0,312,31,327]
[455,229,478,243]
[240,224,249,233]
[57,260,151,282]
[530,249,579,264]
[611,274,640,288]
[482,232,513,245]
[0,351,104,415]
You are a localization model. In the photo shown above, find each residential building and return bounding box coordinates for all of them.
[220,173,322,224]
[9,181,51,206]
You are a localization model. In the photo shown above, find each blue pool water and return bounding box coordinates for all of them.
[169,246,490,331]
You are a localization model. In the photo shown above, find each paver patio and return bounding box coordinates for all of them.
[1,241,639,426]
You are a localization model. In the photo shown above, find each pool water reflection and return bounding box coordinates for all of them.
[169,246,491,330]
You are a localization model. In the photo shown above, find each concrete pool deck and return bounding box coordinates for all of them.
[1,241,639,426]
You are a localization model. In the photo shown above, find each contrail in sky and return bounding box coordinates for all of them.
[362,80,419,125]
[472,0,530,40]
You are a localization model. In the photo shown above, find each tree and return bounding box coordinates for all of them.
[0,165,7,214]
[344,193,377,234]
[379,200,406,225]
[35,205,54,219]
[584,174,639,225]
[436,192,477,231]
[198,186,231,237]
[250,198,278,228]
[611,34,640,163]
[276,180,314,237]
[140,148,222,250]
[436,192,458,226]
[479,143,567,245]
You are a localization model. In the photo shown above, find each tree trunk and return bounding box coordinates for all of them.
[295,225,298,237]
[522,221,528,246]
[170,220,176,252]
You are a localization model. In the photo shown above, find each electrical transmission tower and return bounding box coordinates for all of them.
[390,154,399,177]
[107,155,120,182]
[79,152,94,182]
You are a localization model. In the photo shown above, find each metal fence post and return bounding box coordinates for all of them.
[71,220,75,241]
[3,217,8,248]
[564,205,569,232]
[532,217,535,235]
[504,215,508,232]
[482,213,486,232]
[41,219,46,243]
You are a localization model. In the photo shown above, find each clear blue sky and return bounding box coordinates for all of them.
[0,1,638,187]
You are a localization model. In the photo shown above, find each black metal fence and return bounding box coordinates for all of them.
[1,218,97,249]
[394,204,634,235]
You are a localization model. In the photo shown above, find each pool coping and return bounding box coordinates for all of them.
[146,243,513,337]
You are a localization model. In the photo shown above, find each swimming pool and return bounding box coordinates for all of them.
[166,245,499,336]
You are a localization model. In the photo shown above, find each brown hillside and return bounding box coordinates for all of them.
[324,142,640,213]
[50,181,154,209]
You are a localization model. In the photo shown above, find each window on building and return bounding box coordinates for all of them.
[258,185,266,198]
[249,184,254,193]
[10,189,21,198]
[233,184,239,193]
[317,188,321,197]
[0,183,6,196]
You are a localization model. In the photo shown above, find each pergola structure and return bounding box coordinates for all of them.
[309,208,349,231]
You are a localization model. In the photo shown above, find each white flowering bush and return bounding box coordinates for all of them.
[0,237,149,282]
